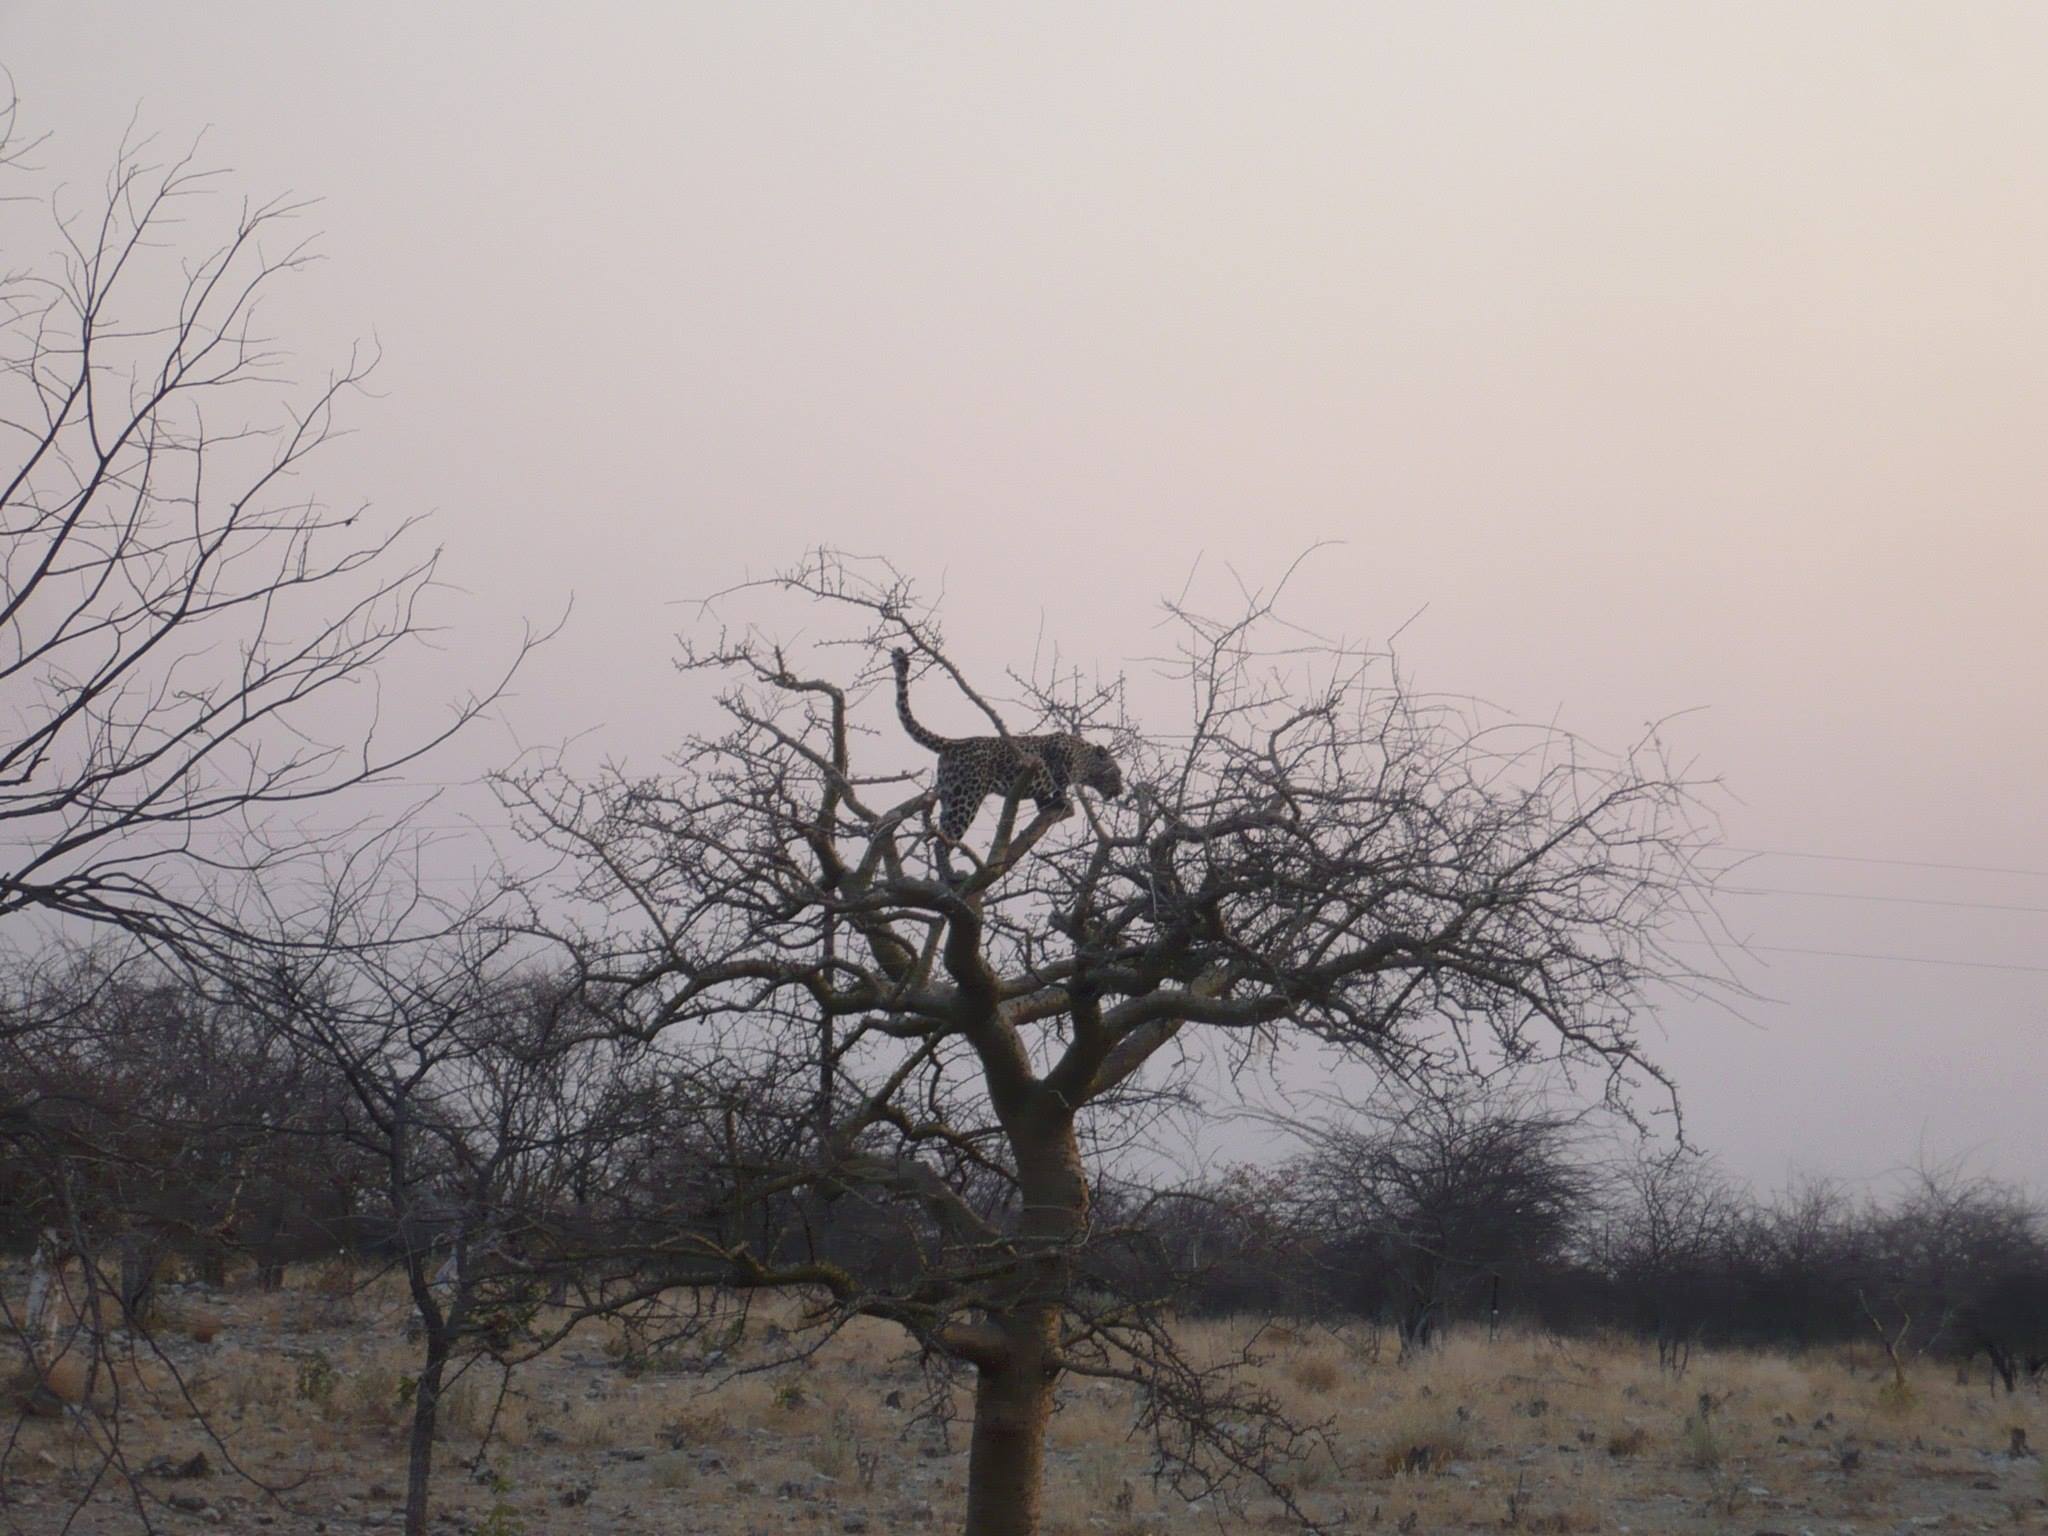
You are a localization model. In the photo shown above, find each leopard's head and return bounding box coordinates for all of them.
[1082,743,1123,800]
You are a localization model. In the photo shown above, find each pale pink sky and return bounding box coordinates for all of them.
[9,4,2045,1191]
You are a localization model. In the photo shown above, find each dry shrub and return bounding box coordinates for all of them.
[1291,1439,1342,1490]
[293,1349,340,1409]
[8,1354,90,1414]
[346,1363,405,1425]
[1830,1341,1882,1377]
[1342,1326,1384,1367]
[661,1405,724,1448]
[1374,1403,1473,1478]
[435,1373,492,1439]
[1606,1424,1650,1458]
[309,1259,359,1297]
[1073,1444,1138,1511]
[1521,1506,1603,1533]
[216,1352,294,1417]
[1287,1351,1344,1394]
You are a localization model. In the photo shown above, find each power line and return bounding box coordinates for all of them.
[1674,938,2048,976]
[1748,942,2048,976]
[1717,886,2048,917]
[1712,846,2048,881]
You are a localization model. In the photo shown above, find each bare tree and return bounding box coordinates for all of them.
[0,96,529,961]
[1869,1153,2048,1389]
[500,551,1724,1535]
[241,924,697,1536]
[0,90,536,1528]
[1591,1143,1744,1374]
[1275,1082,1597,1352]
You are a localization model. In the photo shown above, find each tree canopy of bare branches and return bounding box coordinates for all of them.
[0,109,526,961]
[1275,1082,1598,1351]
[499,550,1725,1535]
[0,95,538,1529]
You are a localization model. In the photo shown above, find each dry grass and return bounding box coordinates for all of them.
[6,1267,2047,1534]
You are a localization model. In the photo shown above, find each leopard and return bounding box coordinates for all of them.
[892,647,1124,844]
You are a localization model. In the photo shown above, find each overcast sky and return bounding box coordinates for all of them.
[8,4,2044,1193]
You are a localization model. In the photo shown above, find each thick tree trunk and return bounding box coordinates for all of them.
[963,1311,1059,1536]
[960,1109,1088,1536]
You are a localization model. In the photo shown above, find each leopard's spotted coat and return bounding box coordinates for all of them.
[891,648,1124,841]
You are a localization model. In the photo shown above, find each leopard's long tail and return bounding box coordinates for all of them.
[891,648,952,753]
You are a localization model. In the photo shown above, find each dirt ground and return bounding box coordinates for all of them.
[4,1266,2045,1535]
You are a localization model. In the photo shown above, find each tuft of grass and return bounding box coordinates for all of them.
[649,1450,693,1490]
[294,1350,339,1408]
[1679,1411,1721,1471]
[434,1373,492,1439]
[814,1405,862,1480]
[214,1350,293,1416]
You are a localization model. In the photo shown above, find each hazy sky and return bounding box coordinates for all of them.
[8,4,2045,1192]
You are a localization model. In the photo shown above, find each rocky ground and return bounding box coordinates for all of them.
[3,1269,2044,1534]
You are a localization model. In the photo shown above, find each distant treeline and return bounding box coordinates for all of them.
[4,955,2042,1391]
[1138,1090,2048,1389]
